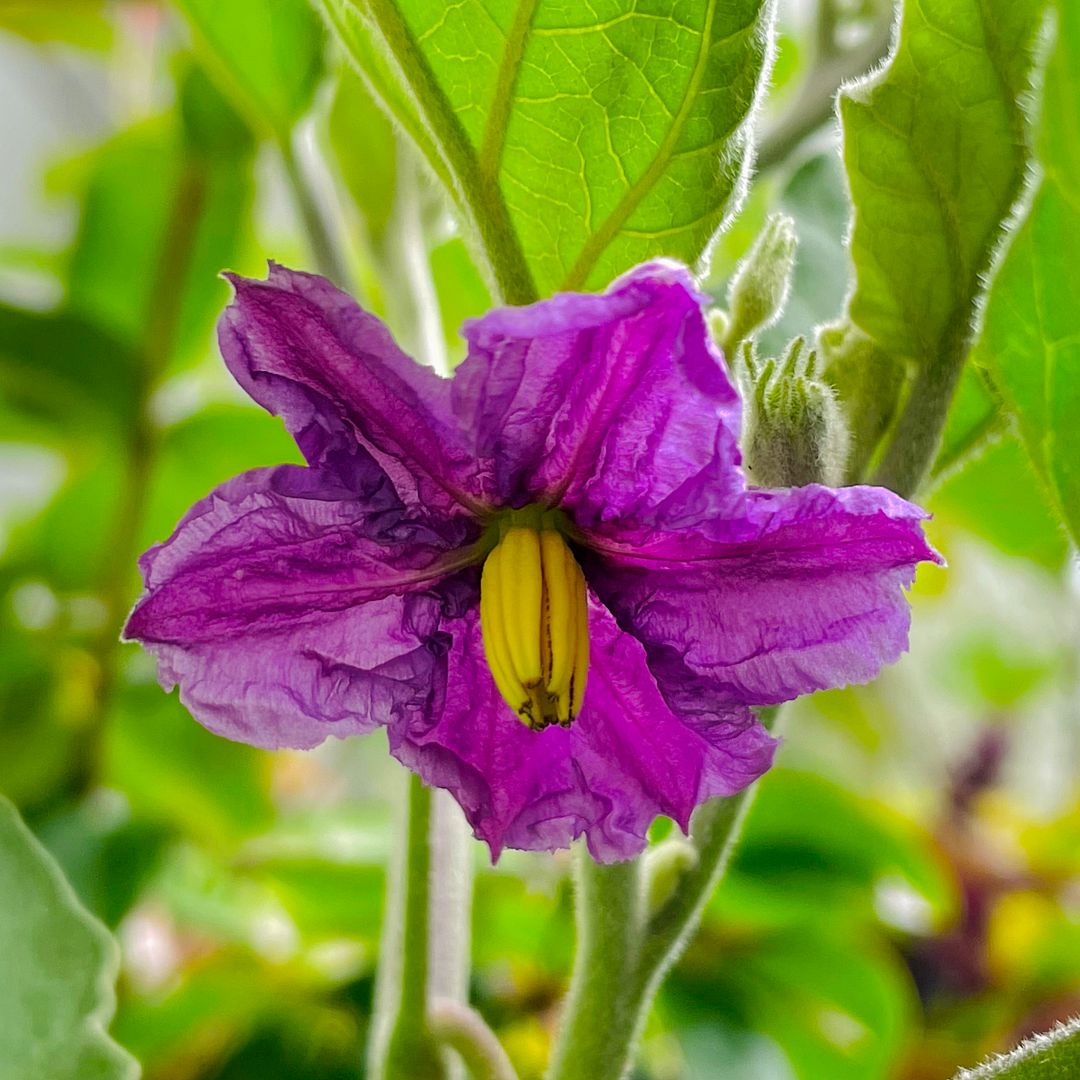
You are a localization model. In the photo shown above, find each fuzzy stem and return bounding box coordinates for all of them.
[546,710,778,1080]
[381,774,448,1080]
[544,857,642,1080]
[870,318,971,498]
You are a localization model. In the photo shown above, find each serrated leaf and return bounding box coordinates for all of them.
[172,0,324,140]
[319,0,776,301]
[954,1018,1080,1079]
[975,0,1080,545]
[0,795,138,1080]
[833,0,1045,491]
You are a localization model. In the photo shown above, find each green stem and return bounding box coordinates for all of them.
[545,857,642,1080]
[871,317,972,498]
[345,0,537,305]
[547,711,777,1080]
[755,7,893,174]
[383,774,447,1080]
[77,157,207,794]
[429,1001,520,1080]
[279,134,355,291]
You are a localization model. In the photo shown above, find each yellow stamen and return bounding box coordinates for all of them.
[479,510,589,730]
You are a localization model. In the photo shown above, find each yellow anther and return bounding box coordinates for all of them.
[480,511,589,730]
[479,544,527,716]
[498,526,544,686]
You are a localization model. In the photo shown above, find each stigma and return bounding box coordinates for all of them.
[480,509,589,730]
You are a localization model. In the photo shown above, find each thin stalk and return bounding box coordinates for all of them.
[77,156,207,792]
[279,133,355,291]
[381,139,450,374]
[755,6,894,173]
[382,773,448,1080]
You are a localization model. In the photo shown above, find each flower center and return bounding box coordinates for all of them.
[479,508,589,730]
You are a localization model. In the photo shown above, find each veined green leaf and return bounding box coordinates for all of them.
[318,0,777,301]
[976,0,1080,545]
[953,1017,1080,1079]
[832,0,1045,493]
[171,0,324,140]
[0,796,138,1080]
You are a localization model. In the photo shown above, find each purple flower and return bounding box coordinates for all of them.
[124,261,941,862]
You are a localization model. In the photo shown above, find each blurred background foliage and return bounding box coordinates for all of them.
[0,1,1078,1078]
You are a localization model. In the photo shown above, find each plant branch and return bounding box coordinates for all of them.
[79,156,207,792]
[756,7,894,173]
[382,774,447,1080]
[871,316,973,498]
[430,1001,520,1080]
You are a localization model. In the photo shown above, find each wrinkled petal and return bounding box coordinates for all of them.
[220,264,481,518]
[584,484,943,709]
[454,261,744,530]
[124,462,477,749]
[389,597,776,862]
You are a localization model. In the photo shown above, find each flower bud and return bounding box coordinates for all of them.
[721,213,798,355]
[739,337,851,488]
[643,837,699,915]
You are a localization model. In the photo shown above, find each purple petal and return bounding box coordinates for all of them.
[585,484,943,708]
[389,595,776,862]
[124,463,476,749]
[220,264,481,518]
[454,261,745,529]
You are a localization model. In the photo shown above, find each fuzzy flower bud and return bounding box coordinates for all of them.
[721,213,798,356]
[738,337,851,488]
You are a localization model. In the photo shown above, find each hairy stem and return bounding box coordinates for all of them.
[545,857,642,1080]
[381,774,448,1080]
[871,317,972,498]
[547,711,777,1080]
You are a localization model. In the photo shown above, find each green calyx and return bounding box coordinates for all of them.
[737,336,851,488]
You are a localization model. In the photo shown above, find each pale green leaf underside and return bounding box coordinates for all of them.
[0,796,138,1080]
[954,1017,1080,1079]
[976,0,1080,545]
[841,0,1042,365]
[321,0,774,299]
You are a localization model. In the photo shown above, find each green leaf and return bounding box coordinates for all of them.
[953,1018,1080,1079]
[0,304,139,431]
[319,0,776,301]
[172,0,325,140]
[0,795,138,1080]
[834,0,1045,493]
[976,0,1080,545]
